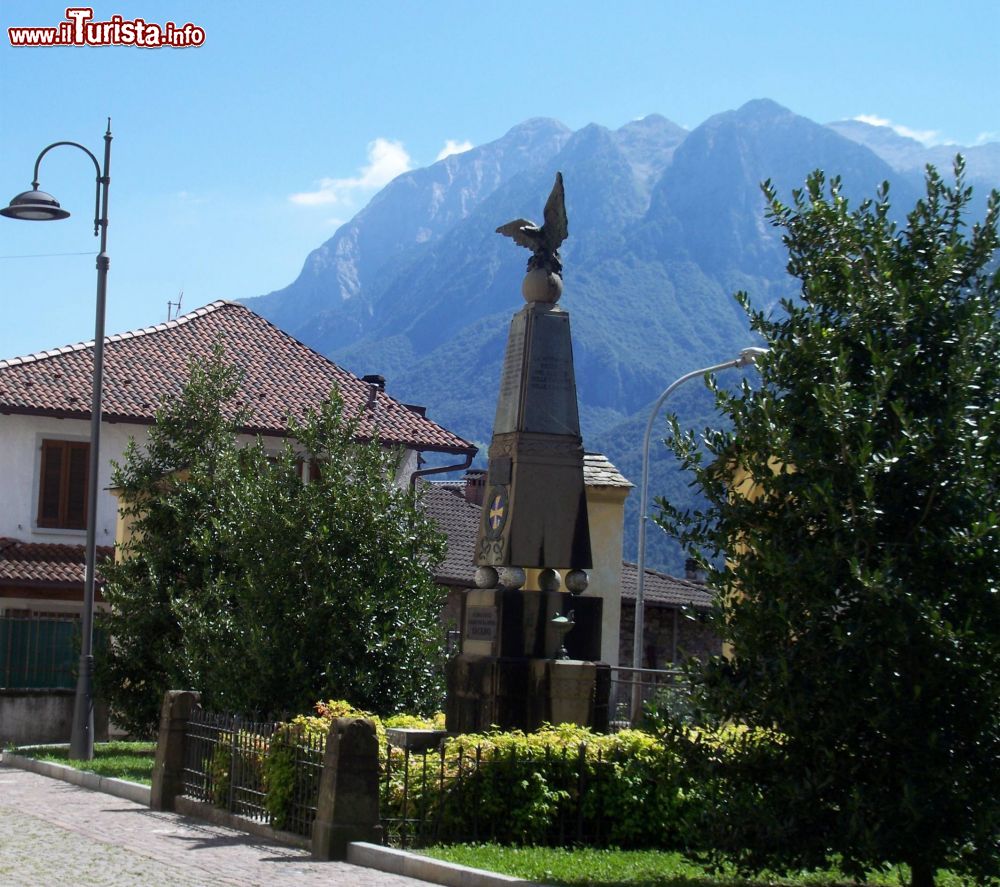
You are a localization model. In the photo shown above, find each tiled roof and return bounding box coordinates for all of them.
[620,562,714,611]
[583,453,633,488]
[0,537,113,588]
[420,483,480,587]
[0,301,474,455]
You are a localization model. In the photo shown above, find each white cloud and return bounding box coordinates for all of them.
[290,138,413,206]
[852,114,940,146]
[975,131,999,146]
[853,113,890,128]
[435,139,474,161]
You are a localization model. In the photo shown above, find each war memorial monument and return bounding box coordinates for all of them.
[446,173,611,732]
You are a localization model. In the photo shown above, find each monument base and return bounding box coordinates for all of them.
[445,655,610,734]
[446,588,608,734]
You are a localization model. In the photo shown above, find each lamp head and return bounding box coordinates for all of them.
[737,346,769,367]
[0,188,70,221]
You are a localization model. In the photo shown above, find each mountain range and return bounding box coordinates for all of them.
[245,99,999,573]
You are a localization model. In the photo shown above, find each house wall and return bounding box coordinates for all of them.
[618,600,722,668]
[0,411,419,548]
[0,413,147,548]
[584,485,629,665]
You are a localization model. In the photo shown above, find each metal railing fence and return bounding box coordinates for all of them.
[180,708,325,837]
[380,737,670,850]
[607,665,691,730]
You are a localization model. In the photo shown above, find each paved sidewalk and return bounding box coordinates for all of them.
[0,766,430,886]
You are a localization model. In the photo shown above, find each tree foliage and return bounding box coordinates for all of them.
[98,349,447,735]
[659,161,1000,886]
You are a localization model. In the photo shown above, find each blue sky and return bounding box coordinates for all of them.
[1,0,997,358]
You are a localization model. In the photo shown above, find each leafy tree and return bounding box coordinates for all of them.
[660,161,999,887]
[98,349,447,735]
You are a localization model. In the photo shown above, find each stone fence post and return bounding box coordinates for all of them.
[150,690,201,811]
[311,717,381,859]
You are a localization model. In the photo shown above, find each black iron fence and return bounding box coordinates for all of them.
[179,709,325,838]
[174,705,683,851]
[380,737,669,850]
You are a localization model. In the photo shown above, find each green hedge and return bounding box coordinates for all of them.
[254,700,772,849]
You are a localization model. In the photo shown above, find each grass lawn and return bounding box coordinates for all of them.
[419,845,967,887]
[12,741,156,786]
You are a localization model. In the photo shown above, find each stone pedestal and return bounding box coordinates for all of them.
[460,587,601,660]
[445,587,609,733]
[446,655,610,734]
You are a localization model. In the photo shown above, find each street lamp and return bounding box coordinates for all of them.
[2,120,113,761]
[631,346,768,721]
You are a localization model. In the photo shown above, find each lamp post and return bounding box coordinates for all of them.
[2,121,112,761]
[630,346,768,722]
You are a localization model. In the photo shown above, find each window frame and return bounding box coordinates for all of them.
[36,438,90,530]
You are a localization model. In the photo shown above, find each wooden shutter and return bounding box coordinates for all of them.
[64,444,88,529]
[38,442,64,525]
[37,440,89,529]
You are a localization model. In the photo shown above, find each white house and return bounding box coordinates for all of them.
[0,300,476,618]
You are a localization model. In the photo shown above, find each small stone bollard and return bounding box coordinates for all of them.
[311,717,381,860]
[150,690,201,811]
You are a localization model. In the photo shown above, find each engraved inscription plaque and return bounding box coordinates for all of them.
[466,606,498,642]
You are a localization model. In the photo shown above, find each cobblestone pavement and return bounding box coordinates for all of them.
[0,766,430,886]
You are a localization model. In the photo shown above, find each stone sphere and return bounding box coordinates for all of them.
[522,268,562,303]
[474,566,499,589]
[538,568,561,592]
[565,569,589,594]
[499,566,526,590]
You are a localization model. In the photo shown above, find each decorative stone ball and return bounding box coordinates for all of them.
[538,568,561,592]
[522,268,562,303]
[564,569,589,595]
[499,566,527,590]
[474,565,499,589]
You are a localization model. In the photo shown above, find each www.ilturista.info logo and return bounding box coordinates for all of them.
[8,7,205,48]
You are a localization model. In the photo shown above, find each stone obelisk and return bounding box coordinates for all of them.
[446,173,610,733]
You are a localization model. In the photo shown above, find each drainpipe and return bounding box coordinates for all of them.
[409,451,475,489]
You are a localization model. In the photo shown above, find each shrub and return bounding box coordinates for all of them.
[215,698,771,851]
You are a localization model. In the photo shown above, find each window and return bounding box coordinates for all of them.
[294,457,324,483]
[37,439,89,529]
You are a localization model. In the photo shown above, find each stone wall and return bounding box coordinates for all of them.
[0,689,109,746]
[618,601,722,668]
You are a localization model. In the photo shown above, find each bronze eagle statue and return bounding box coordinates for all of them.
[496,172,568,275]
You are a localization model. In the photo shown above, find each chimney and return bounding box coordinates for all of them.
[684,558,707,584]
[463,468,486,505]
[361,374,385,410]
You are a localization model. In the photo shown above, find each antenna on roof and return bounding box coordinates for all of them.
[167,291,183,322]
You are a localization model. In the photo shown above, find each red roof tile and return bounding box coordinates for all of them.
[0,537,113,588]
[0,301,475,455]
